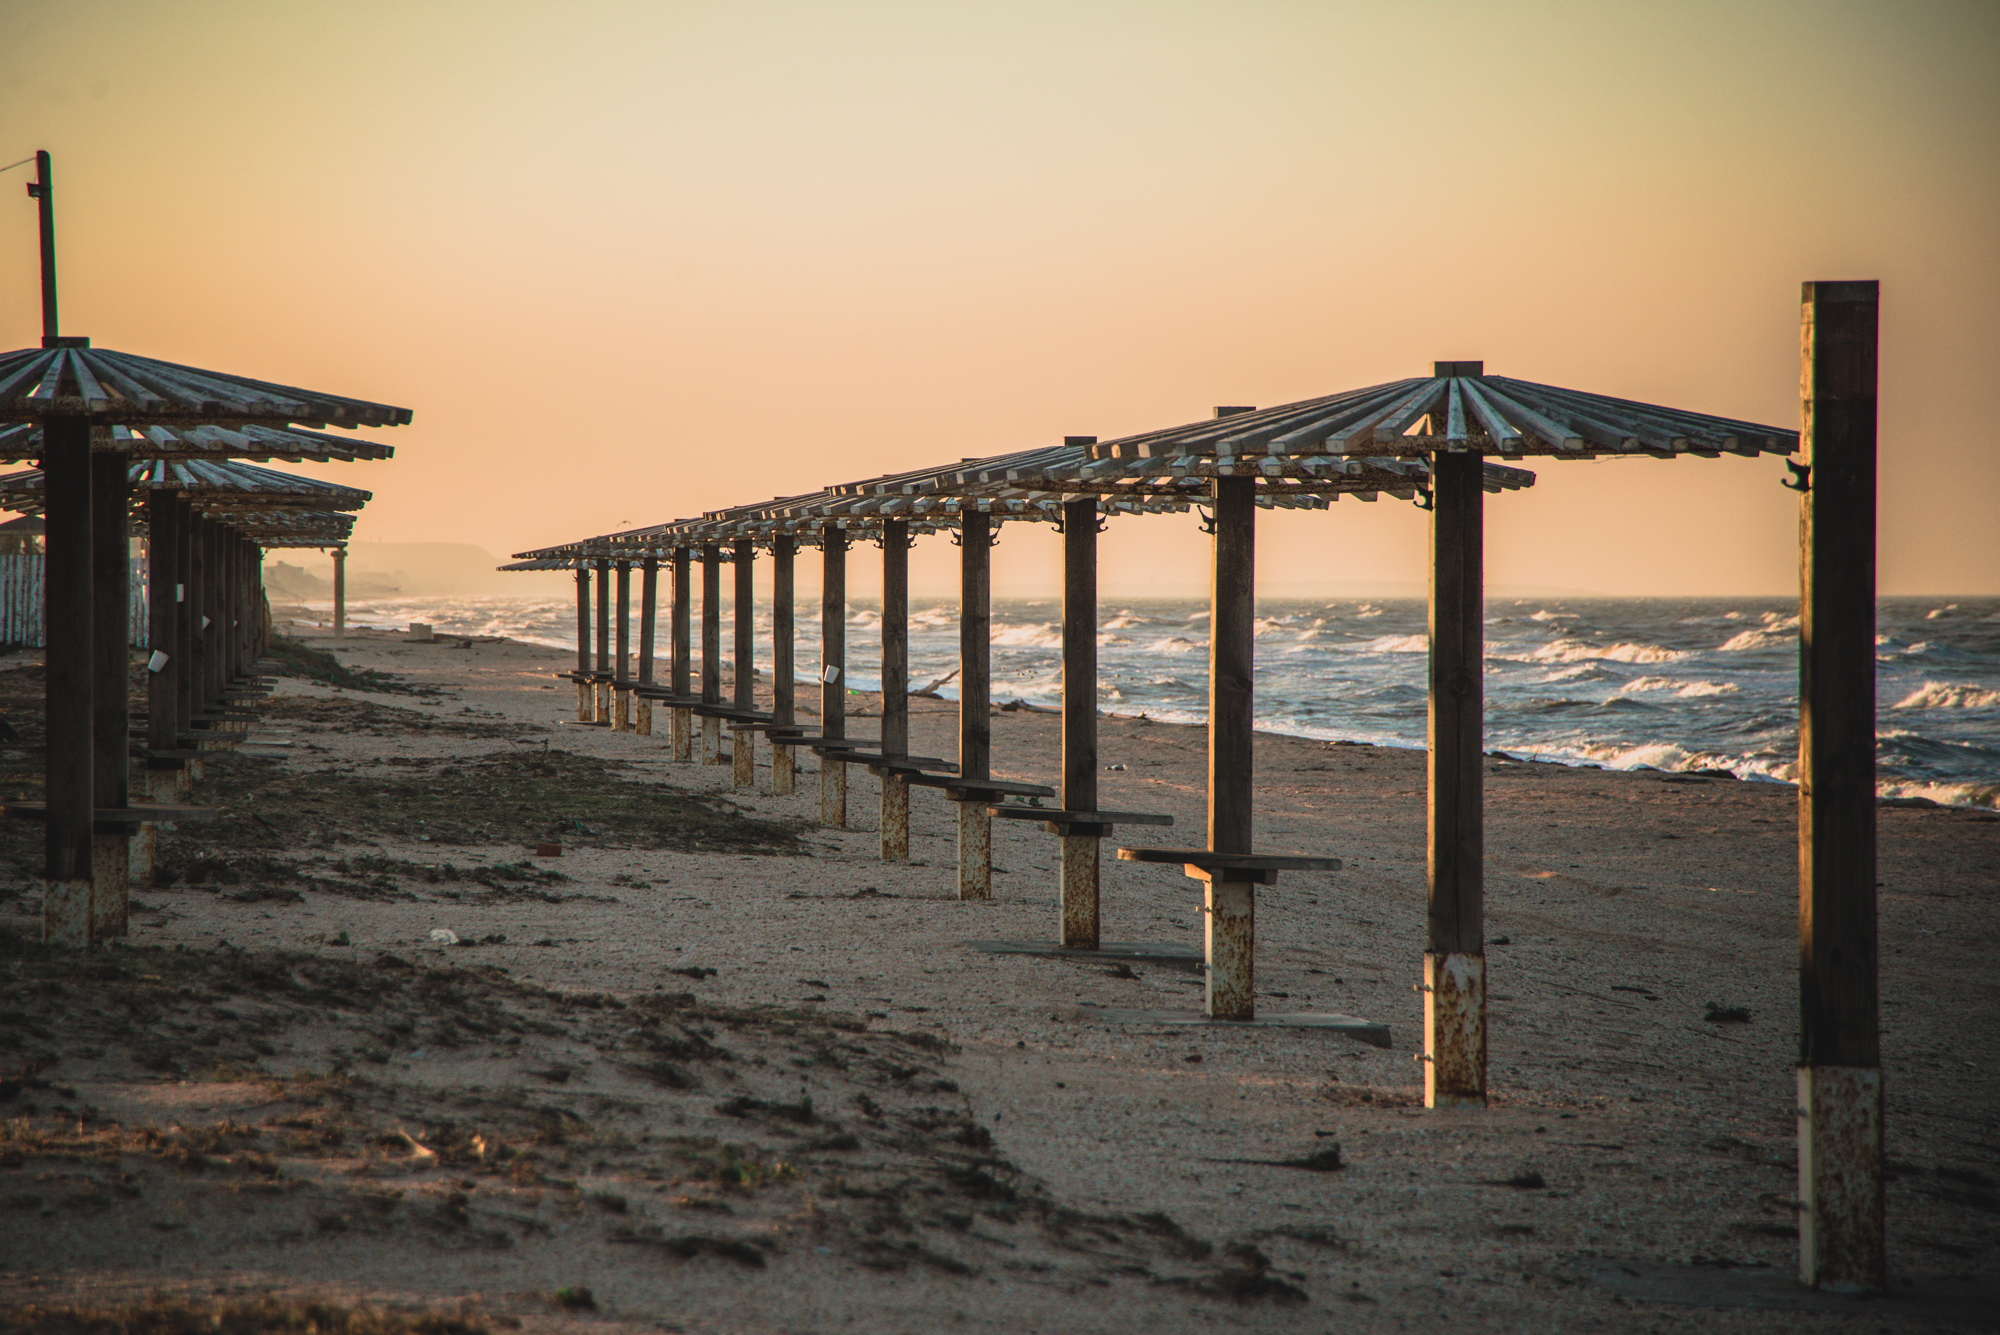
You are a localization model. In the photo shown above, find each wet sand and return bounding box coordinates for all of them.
[0,623,1995,1333]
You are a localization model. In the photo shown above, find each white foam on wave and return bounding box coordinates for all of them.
[1524,639,1688,665]
[1356,633,1428,654]
[1892,681,2000,710]
[1879,778,2000,811]
[992,622,1064,649]
[1617,676,1742,699]
[1146,636,1204,654]
[1718,627,1794,652]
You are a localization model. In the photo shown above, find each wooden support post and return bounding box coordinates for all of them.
[1205,476,1257,1017]
[880,520,910,859]
[732,539,756,789]
[1427,445,1487,1107]
[186,516,209,755]
[141,493,182,872]
[331,544,346,638]
[203,524,224,718]
[1797,279,1884,1292]
[613,560,632,731]
[91,449,130,938]
[670,550,692,761]
[593,559,611,722]
[771,536,796,795]
[573,566,591,721]
[701,546,722,765]
[958,511,992,900]
[1061,490,1100,946]
[820,525,848,827]
[636,557,658,736]
[171,500,195,790]
[41,413,92,945]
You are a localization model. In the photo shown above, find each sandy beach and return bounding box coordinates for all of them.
[1,622,1995,1333]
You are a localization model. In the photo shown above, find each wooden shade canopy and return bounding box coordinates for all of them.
[0,341,412,428]
[0,459,372,515]
[0,421,396,465]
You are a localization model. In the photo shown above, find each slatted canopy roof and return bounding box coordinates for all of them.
[0,339,413,429]
[0,421,396,465]
[0,459,371,515]
[1086,364,1796,462]
[217,509,356,547]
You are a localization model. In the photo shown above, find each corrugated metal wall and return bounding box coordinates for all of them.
[0,555,149,648]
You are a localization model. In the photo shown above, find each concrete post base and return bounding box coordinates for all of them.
[43,878,91,947]
[1202,873,1256,1020]
[635,699,652,736]
[91,834,129,939]
[732,729,755,789]
[957,803,991,901]
[820,759,846,829]
[701,714,722,765]
[880,775,909,860]
[772,744,795,795]
[131,823,157,890]
[671,708,692,762]
[1424,952,1488,1108]
[1059,834,1100,949]
[576,681,591,721]
[1798,1066,1885,1291]
[613,688,632,732]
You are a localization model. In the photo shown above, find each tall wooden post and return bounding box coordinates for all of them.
[1797,279,1884,1291]
[91,450,130,938]
[593,558,611,722]
[1204,477,1257,1015]
[958,510,993,900]
[880,520,910,860]
[574,565,591,722]
[731,539,756,789]
[670,550,692,761]
[1427,442,1487,1108]
[145,492,181,795]
[613,560,632,731]
[171,500,195,779]
[636,557,658,735]
[1061,490,1101,947]
[41,412,93,945]
[771,535,796,794]
[331,544,346,638]
[203,524,224,715]
[700,546,722,763]
[820,525,848,827]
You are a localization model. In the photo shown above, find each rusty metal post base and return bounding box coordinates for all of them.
[179,760,199,793]
[91,833,129,939]
[701,714,721,765]
[671,708,692,762]
[1424,951,1488,1108]
[1201,872,1256,1020]
[131,822,157,889]
[1798,1065,1885,1291]
[43,878,91,947]
[147,768,178,803]
[732,729,755,790]
[635,699,652,736]
[957,802,991,901]
[1059,834,1100,949]
[772,744,795,795]
[880,774,909,860]
[820,759,847,829]
[613,688,633,732]
[576,681,591,722]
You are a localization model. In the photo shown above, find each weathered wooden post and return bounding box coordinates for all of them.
[172,499,197,790]
[700,545,722,764]
[1203,475,1258,1016]
[140,490,182,877]
[41,411,93,945]
[1060,490,1100,947]
[957,509,993,900]
[635,557,658,736]
[820,523,848,827]
[770,535,796,794]
[573,564,592,721]
[670,549,693,761]
[1796,279,1884,1292]
[879,519,911,859]
[613,560,632,732]
[593,557,612,723]
[1426,437,1487,1108]
[331,542,347,639]
[91,450,130,938]
[731,538,756,789]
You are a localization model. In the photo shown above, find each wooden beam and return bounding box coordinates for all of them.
[41,414,92,946]
[1426,449,1486,1108]
[820,523,847,828]
[771,535,795,795]
[1797,278,1884,1292]
[1061,493,1100,948]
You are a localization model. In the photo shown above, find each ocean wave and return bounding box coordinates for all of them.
[1355,633,1428,654]
[1146,636,1203,654]
[992,623,1063,649]
[1717,627,1794,652]
[1523,639,1688,665]
[1617,676,1742,699]
[1891,681,2000,710]
[1878,779,2000,811]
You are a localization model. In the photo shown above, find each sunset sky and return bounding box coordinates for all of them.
[3,0,1995,598]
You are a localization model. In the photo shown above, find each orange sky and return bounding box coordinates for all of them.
[3,0,1995,598]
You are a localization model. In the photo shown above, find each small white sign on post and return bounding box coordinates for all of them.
[822,664,841,684]
[146,650,169,673]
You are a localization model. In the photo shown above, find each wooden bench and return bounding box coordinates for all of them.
[1117,846,1343,1020]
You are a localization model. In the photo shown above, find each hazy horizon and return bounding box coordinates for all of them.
[6,1,1996,598]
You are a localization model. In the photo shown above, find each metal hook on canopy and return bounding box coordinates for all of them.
[1782,458,1812,493]
[1412,484,1435,512]
[1095,500,1113,533]
[1195,505,1216,535]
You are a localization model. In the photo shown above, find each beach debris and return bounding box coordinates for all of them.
[670,965,718,980]
[551,1286,597,1311]
[534,841,562,856]
[1205,1146,1343,1173]
[1485,1170,1548,1190]
[428,928,460,946]
[911,668,959,698]
[1104,963,1140,980]
[1104,762,1127,771]
[1704,1002,1753,1023]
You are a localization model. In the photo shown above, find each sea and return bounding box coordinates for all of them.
[301,594,2000,812]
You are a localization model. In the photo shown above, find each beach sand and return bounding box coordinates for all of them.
[1,622,1995,1332]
